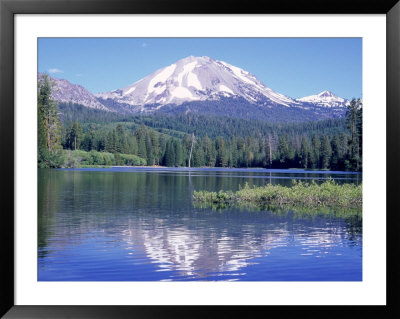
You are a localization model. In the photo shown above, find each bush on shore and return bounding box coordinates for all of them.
[62,150,146,168]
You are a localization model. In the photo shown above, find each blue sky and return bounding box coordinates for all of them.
[38,38,362,99]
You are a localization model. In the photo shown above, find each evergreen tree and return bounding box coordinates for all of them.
[93,131,105,151]
[193,144,205,167]
[80,124,96,151]
[339,133,349,166]
[37,74,63,167]
[216,137,228,167]
[202,135,216,167]
[346,98,362,171]
[158,134,168,162]
[231,140,239,167]
[149,131,160,165]
[137,135,147,160]
[115,124,128,154]
[320,134,332,169]
[145,134,154,165]
[330,134,341,170]
[310,133,321,168]
[105,130,117,153]
[127,134,138,155]
[66,122,83,150]
[299,136,310,168]
[164,139,176,167]
[183,134,192,166]
[174,140,184,166]
[135,124,148,160]
[277,135,291,167]
[356,103,363,171]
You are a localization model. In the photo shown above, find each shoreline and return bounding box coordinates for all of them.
[60,165,362,174]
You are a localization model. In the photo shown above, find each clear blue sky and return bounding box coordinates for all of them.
[38,38,362,99]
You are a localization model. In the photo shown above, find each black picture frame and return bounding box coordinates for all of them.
[1,0,399,318]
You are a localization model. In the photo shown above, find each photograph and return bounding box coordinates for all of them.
[37,37,363,282]
[1,0,398,315]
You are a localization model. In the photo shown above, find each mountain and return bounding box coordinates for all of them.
[39,56,353,122]
[297,90,349,108]
[38,73,110,111]
[95,55,299,109]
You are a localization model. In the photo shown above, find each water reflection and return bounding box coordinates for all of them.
[118,213,360,280]
[38,168,362,281]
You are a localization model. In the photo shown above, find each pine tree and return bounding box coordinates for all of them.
[346,98,362,171]
[202,135,215,167]
[135,124,148,160]
[299,136,310,168]
[81,124,96,151]
[127,134,138,155]
[146,134,154,166]
[115,124,128,154]
[330,134,341,170]
[149,131,160,165]
[230,136,239,168]
[193,144,205,167]
[357,103,363,171]
[311,133,321,168]
[277,135,290,167]
[174,140,184,166]
[216,137,228,167]
[137,135,147,160]
[320,134,332,169]
[164,139,176,167]
[37,74,63,167]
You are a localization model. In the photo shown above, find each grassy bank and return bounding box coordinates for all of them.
[193,180,362,211]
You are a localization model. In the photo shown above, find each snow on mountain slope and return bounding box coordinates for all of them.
[38,57,352,120]
[297,90,349,108]
[95,56,300,109]
[38,73,110,111]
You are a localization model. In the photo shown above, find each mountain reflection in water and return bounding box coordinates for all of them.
[38,168,362,281]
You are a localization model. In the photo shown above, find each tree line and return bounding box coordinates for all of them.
[38,74,362,171]
[59,102,350,141]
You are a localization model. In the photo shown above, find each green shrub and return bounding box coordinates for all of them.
[60,149,146,168]
[119,153,147,166]
[193,179,362,212]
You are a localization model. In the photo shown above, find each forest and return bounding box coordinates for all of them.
[38,74,363,171]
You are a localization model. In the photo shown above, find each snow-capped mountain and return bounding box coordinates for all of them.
[95,56,299,109]
[297,90,349,108]
[38,73,110,111]
[39,57,353,122]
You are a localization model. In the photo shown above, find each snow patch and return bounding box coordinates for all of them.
[219,84,234,95]
[124,86,136,95]
[219,61,254,85]
[171,87,194,99]
[187,73,202,90]
[177,61,198,86]
[147,64,176,94]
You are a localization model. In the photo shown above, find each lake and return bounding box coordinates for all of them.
[38,167,362,281]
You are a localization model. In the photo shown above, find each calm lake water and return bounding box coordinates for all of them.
[38,167,362,281]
